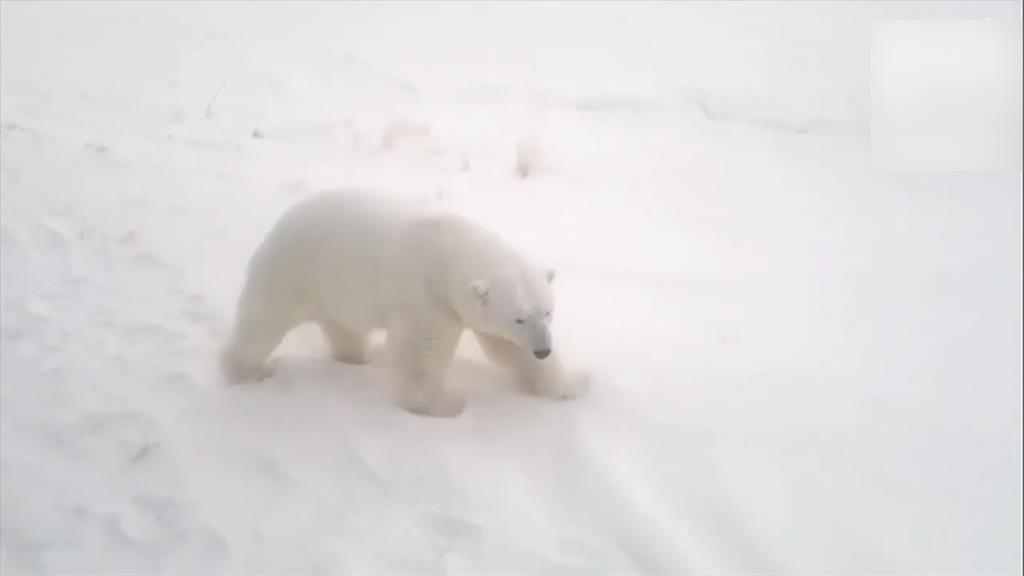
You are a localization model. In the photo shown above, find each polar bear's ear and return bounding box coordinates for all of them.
[544,268,556,284]
[471,280,490,303]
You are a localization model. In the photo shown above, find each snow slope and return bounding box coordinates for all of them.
[1,2,1021,573]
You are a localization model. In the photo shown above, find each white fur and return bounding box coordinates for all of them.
[221,190,588,417]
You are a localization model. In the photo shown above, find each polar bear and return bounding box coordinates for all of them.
[221,190,588,417]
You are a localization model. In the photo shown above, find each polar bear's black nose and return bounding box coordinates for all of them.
[533,348,551,360]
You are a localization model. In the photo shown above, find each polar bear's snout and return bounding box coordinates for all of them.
[528,325,552,360]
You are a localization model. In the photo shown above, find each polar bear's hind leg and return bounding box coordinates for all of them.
[320,319,369,365]
[221,304,296,383]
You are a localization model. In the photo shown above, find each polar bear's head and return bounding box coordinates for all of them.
[468,267,556,359]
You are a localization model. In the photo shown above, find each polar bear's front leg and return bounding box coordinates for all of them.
[387,314,465,417]
[474,332,589,400]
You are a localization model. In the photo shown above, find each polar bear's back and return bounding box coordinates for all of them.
[245,190,415,328]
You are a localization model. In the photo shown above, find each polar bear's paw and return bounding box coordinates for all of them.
[396,392,467,418]
[532,371,590,401]
[220,348,274,384]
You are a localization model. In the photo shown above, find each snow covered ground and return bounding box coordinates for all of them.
[1,2,1021,573]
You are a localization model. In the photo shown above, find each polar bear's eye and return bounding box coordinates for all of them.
[544,311,551,318]
[515,318,525,324]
